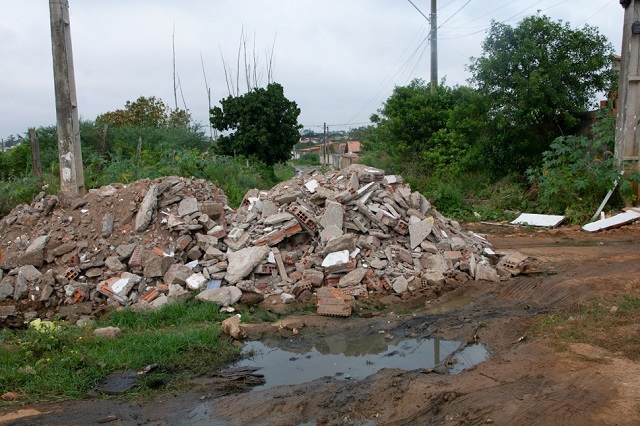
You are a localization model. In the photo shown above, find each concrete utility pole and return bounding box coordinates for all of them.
[49,0,85,194]
[323,123,328,166]
[430,0,438,93]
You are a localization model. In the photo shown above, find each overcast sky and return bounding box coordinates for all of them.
[0,0,624,140]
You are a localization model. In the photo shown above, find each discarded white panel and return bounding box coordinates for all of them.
[321,250,350,267]
[582,210,640,232]
[511,213,564,228]
[483,247,495,256]
[267,251,276,264]
[305,179,319,193]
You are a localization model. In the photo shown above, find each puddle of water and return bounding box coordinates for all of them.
[425,295,473,314]
[231,330,489,390]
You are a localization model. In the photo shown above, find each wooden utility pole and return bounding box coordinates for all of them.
[430,0,438,93]
[49,0,85,194]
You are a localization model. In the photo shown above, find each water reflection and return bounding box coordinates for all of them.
[231,331,489,390]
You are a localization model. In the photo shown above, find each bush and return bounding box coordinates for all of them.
[527,109,638,223]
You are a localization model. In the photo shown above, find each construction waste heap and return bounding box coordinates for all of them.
[0,165,534,326]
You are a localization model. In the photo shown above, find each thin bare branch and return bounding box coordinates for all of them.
[219,46,233,97]
[172,23,178,109]
[200,52,214,140]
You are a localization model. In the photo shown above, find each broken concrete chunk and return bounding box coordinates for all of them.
[475,263,500,282]
[409,217,435,249]
[105,256,127,272]
[321,250,350,267]
[164,264,193,286]
[392,275,409,294]
[199,202,224,220]
[102,213,115,238]
[264,212,295,226]
[178,196,199,217]
[225,246,270,285]
[221,314,246,339]
[19,265,44,282]
[185,273,207,290]
[338,268,367,287]
[0,278,14,302]
[135,184,158,232]
[322,233,357,255]
[26,236,49,254]
[320,202,344,230]
[197,286,243,306]
[320,224,343,242]
[420,253,448,273]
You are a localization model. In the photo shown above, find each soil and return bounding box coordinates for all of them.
[2,223,640,425]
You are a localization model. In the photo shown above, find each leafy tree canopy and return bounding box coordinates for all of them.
[211,83,302,166]
[468,15,615,174]
[96,96,191,128]
[365,79,479,175]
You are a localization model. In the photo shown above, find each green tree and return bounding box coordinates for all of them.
[468,15,615,175]
[210,83,302,166]
[96,96,190,128]
[348,125,374,142]
[364,79,477,175]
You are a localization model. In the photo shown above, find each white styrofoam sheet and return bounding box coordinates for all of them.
[511,213,564,228]
[582,210,640,232]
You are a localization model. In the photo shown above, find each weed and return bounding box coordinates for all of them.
[535,295,640,361]
[0,300,241,402]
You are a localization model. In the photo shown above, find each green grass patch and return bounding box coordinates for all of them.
[0,300,241,403]
[535,295,640,360]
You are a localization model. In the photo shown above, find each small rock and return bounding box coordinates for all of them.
[93,326,122,339]
[221,314,246,339]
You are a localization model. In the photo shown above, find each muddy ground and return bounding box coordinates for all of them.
[2,223,640,425]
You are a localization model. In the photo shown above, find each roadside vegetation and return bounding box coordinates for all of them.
[536,295,640,361]
[0,299,240,401]
[359,15,635,223]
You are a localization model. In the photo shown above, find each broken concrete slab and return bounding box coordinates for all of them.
[320,202,344,230]
[135,184,158,232]
[338,268,367,287]
[178,196,199,217]
[409,217,434,249]
[197,286,243,306]
[225,246,270,284]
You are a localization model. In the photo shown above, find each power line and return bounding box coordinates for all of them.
[344,21,430,125]
[439,0,474,29]
[407,0,429,21]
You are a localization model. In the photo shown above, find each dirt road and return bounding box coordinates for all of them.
[2,223,640,425]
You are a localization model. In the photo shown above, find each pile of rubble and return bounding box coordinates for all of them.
[0,165,533,325]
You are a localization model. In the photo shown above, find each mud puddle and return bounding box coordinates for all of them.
[231,330,489,390]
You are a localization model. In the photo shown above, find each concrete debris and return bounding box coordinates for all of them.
[0,166,532,324]
[221,314,246,339]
